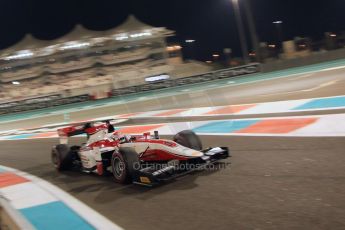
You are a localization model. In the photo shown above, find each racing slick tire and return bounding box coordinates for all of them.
[111,148,140,184]
[173,130,203,150]
[51,144,73,171]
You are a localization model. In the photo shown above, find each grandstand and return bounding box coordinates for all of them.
[0,15,212,105]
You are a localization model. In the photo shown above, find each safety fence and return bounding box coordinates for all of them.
[0,63,260,115]
[0,95,90,115]
[112,64,259,95]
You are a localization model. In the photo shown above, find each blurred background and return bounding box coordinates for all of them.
[1,1,345,230]
[1,0,345,114]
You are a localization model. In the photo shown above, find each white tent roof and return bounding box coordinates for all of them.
[0,15,174,56]
[51,24,105,43]
[106,15,155,34]
[1,34,49,56]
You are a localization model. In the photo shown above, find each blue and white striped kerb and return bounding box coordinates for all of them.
[0,165,122,230]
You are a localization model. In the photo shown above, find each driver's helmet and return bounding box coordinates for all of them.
[111,131,130,144]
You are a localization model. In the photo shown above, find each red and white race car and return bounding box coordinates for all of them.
[51,121,230,186]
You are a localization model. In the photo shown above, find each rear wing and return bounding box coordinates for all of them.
[56,119,127,144]
[57,125,87,144]
[57,125,86,137]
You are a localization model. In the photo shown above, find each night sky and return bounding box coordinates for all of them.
[0,0,344,60]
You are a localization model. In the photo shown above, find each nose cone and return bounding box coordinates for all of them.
[177,146,204,157]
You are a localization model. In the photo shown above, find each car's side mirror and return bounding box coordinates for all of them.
[154,131,159,139]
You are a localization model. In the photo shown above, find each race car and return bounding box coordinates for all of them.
[51,121,230,186]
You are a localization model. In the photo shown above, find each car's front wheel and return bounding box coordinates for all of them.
[111,148,139,184]
[173,130,203,150]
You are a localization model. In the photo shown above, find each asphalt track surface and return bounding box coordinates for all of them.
[0,136,345,230]
[1,66,345,229]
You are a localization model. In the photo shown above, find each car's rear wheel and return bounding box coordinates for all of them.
[111,148,139,184]
[51,144,73,171]
[173,130,203,150]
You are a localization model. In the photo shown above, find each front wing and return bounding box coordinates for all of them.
[131,147,230,186]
